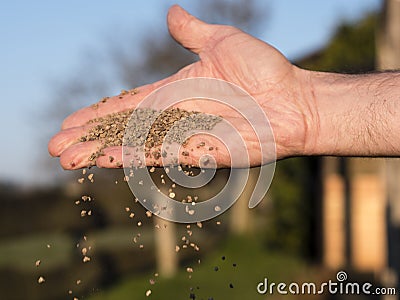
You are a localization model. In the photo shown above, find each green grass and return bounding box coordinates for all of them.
[87,235,311,300]
[0,233,72,272]
[0,227,150,273]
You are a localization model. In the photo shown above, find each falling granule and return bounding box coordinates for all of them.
[175,245,180,252]
[129,212,135,219]
[88,173,94,182]
[196,222,203,229]
[78,178,84,184]
[149,278,155,285]
[139,244,144,249]
[169,192,175,199]
[146,211,152,218]
[186,267,193,273]
[125,207,130,212]
[83,256,91,263]
[137,221,142,227]
[146,289,152,297]
[37,276,45,284]
[46,244,51,248]
[229,283,234,289]
[81,248,88,256]
[76,279,81,285]
[35,260,41,267]
[81,195,91,202]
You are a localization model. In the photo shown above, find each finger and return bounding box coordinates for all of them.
[48,124,97,157]
[59,141,103,170]
[96,146,123,168]
[167,5,221,54]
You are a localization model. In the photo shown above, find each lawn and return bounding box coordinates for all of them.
[87,235,313,300]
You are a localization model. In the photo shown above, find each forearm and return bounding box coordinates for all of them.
[305,71,400,157]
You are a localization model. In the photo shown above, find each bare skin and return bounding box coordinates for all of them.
[48,5,400,170]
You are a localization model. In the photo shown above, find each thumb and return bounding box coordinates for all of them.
[167,5,217,54]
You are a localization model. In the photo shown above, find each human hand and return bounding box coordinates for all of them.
[48,5,316,169]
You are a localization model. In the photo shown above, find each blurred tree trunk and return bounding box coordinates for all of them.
[229,168,258,235]
[153,217,177,278]
[376,0,400,297]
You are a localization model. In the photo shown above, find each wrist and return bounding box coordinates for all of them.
[305,71,360,156]
[305,71,400,157]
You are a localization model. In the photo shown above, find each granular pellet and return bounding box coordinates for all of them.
[37,276,45,284]
[79,107,221,162]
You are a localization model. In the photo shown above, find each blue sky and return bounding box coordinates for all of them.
[0,0,381,185]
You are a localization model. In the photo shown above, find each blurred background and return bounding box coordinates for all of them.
[1,0,399,299]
